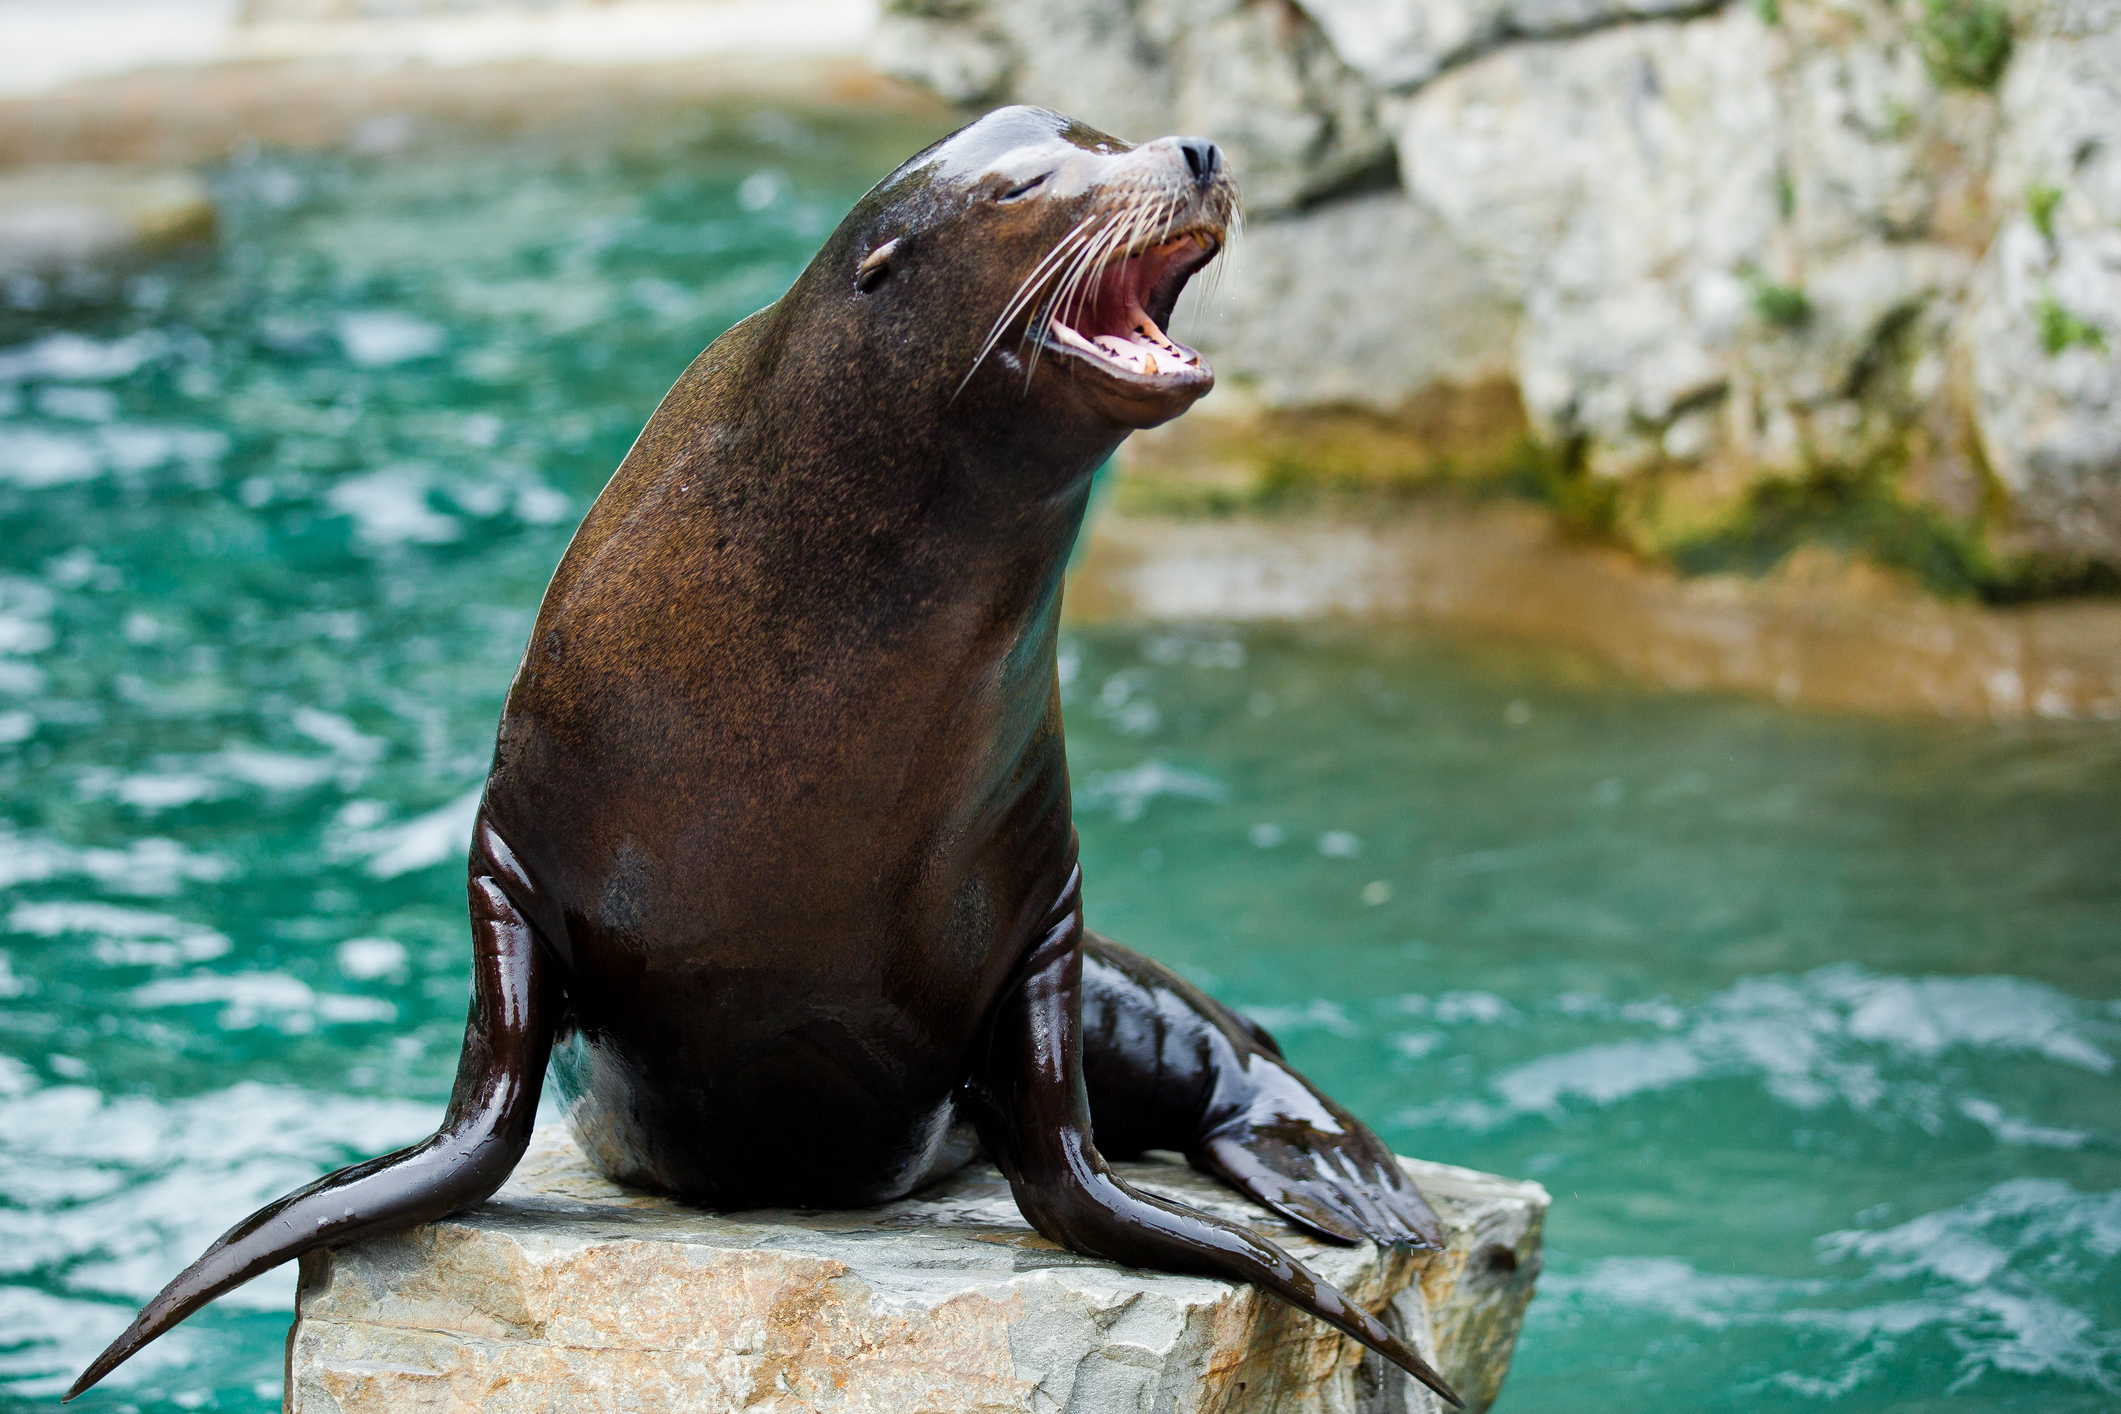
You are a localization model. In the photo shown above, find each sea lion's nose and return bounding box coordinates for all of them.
[1177,137,1221,187]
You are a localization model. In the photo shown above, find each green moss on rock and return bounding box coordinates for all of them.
[1108,387,2118,605]
[2026,183,2063,242]
[1917,0,2013,89]
[1745,271,1812,329]
[2036,294,2107,356]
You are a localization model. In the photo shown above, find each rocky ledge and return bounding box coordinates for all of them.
[285,1125,1547,1414]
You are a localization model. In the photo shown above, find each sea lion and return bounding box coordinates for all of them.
[71,105,1459,1407]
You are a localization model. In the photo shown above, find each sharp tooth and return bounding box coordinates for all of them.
[1125,297,1182,353]
[1142,351,1157,375]
[1052,321,1101,355]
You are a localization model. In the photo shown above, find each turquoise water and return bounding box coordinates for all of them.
[1,112,2116,1410]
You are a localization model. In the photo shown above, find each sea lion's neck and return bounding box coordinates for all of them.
[721,300,1117,629]
[536,308,1114,683]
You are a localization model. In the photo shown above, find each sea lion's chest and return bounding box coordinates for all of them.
[483,575,1075,1205]
[481,534,1077,1046]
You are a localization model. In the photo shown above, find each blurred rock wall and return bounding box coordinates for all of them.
[877,0,2121,566]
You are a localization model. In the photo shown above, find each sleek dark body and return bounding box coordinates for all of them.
[73,108,1457,1406]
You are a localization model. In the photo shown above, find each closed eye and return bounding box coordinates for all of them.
[999,173,1050,201]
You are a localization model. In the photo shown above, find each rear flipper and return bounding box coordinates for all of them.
[1080,931,1443,1249]
[967,875,1462,1410]
[67,816,560,1401]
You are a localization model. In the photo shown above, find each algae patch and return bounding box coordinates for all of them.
[1917,0,2013,89]
[2035,294,2108,357]
[1112,391,2119,605]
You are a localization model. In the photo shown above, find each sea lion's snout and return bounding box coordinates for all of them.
[1177,136,1222,187]
[1006,132,1235,427]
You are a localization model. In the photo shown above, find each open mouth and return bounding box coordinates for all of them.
[1042,231,1219,384]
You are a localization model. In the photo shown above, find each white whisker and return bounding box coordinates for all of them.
[958,212,1105,395]
[1025,216,1117,384]
[977,215,1100,361]
[1030,191,1142,385]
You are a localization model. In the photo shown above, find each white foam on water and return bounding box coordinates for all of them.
[1540,1256,1825,1329]
[0,1079,435,1289]
[1406,966,2117,1133]
[96,424,229,476]
[6,901,231,966]
[0,828,234,894]
[336,937,408,981]
[0,1284,200,1395]
[0,331,167,384]
[129,971,395,1030]
[0,659,47,695]
[1957,1097,2089,1150]
[1817,1178,2121,1283]
[1141,631,1247,670]
[1817,970,2115,1073]
[76,744,349,814]
[0,428,99,488]
[291,707,387,764]
[35,384,118,422]
[213,747,343,792]
[1542,1177,2121,1398]
[1242,999,1361,1038]
[1076,759,1230,823]
[0,424,227,489]
[330,786,485,878]
[0,1081,439,1392]
[1945,1287,2119,1391]
[325,465,463,546]
[0,574,55,654]
[1493,1037,1708,1111]
[335,311,446,368]
[108,771,224,811]
[1433,991,1521,1025]
[1317,829,1364,857]
[514,480,574,524]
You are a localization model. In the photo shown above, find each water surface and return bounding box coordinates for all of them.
[1,113,2115,1411]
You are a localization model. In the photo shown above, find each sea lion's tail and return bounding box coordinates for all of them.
[67,849,558,1401]
[970,878,1465,1410]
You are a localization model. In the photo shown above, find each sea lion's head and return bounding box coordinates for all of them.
[785,106,1237,434]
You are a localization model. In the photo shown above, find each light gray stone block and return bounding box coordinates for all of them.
[286,1125,1547,1414]
[1962,0,2121,559]
[1174,190,1518,412]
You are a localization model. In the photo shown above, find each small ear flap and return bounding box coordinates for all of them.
[855,238,899,293]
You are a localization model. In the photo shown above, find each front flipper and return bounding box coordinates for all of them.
[1081,932,1444,1250]
[967,874,1462,1410]
[67,816,560,1400]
